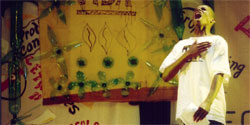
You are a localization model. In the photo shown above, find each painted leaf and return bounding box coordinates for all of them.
[63,41,82,51]
[58,76,68,84]
[148,75,162,96]
[82,24,97,52]
[154,0,167,21]
[116,25,136,56]
[126,71,134,80]
[76,71,85,81]
[144,61,163,96]
[130,82,140,89]
[98,71,106,81]
[47,25,58,46]
[170,0,184,40]
[109,77,123,85]
[39,5,54,19]
[49,77,57,88]
[1,50,13,63]
[121,88,129,97]
[31,50,53,62]
[98,22,112,55]
[68,82,78,90]
[56,55,68,78]
[88,80,98,91]
[57,8,66,24]
[78,87,85,99]
[140,18,158,31]
[61,0,76,5]
[145,61,160,73]
[143,36,158,50]
[102,90,111,98]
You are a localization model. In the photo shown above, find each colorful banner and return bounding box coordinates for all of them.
[1,2,139,124]
[2,0,248,124]
[38,0,178,104]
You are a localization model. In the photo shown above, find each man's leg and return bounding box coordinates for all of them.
[209,120,223,125]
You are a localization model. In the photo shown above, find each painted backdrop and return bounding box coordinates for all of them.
[38,0,178,104]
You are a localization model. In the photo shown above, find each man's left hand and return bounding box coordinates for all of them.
[193,101,211,122]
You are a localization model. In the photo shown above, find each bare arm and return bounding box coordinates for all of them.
[162,41,211,82]
[161,52,190,82]
[193,73,224,122]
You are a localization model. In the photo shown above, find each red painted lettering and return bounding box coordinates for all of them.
[234,15,250,38]
[75,121,80,125]
[80,120,85,125]
[94,122,99,125]
[30,64,41,74]
[34,81,42,90]
[28,92,42,100]
[33,72,42,82]
[25,56,33,66]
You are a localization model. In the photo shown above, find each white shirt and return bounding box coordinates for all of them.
[159,35,231,124]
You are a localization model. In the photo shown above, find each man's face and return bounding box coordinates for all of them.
[193,5,214,26]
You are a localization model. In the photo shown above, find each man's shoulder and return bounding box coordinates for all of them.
[212,35,228,46]
[213,35,225,40]
[179,38,192,42]
[175,38,192,46]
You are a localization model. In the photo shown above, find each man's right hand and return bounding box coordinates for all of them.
[187,41,211,59]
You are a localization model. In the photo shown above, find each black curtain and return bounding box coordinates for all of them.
[139,101,171,124]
